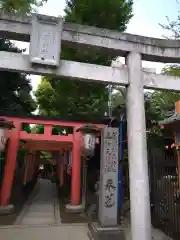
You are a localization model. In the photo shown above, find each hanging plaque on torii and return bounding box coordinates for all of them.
[30,14,63,67]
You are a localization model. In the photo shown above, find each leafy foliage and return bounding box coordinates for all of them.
[0,0,48,115]
[148,8,180,126]
[0,0,47,15]
[35,0,133,121]
[112,89,160,128]
[162,64,180,77]
[65,0,133,31]
[150,90,180,119]
[0,39,36,115]
[156,6,180,119]
[149,57,180,122]
[160,13,180,39]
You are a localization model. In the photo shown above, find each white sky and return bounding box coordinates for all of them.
[14,0,179,94]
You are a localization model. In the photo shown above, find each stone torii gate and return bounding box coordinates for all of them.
[1,13,180,240]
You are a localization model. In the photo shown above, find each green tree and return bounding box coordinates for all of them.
[153,7,180,119]
[0,0,48,115]
[35,0,133,121]
[150,90,180,119]
[147,54,180,123]
[0,0,47,15]
[0,39,37,114]
[112,89,160,128]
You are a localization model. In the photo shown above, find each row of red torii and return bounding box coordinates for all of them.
[0,115,103,206]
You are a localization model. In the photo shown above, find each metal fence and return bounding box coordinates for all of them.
[149,149,180,240]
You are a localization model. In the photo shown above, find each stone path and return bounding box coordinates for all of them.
[0,224,89,240]
[14,179,61,225]
[0,179,89,240]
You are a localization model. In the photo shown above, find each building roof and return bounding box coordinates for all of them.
[159,113,180,125]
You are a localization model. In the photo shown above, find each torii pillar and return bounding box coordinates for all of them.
[0,120,21,205]
[66,128,82,212]
[126,52,151,240]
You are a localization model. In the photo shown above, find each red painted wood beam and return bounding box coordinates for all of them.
[24,143,67,148]
[24,146,71,151]
[23,142,72,151]
[2,116,83,127]
[20,131,73,142]
[2,116,105,129]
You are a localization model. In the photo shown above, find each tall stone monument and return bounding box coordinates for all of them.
[88,126,125,240]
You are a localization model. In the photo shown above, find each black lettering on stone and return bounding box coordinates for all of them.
[104,179,116,208]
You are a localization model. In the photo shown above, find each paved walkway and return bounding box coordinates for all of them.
[0,224,89,240]
[15,179,61,225]
[0,179,89,240]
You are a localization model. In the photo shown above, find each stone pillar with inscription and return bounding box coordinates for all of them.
[88,127,125,240]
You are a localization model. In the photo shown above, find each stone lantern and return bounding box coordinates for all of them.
[0,118,14,152]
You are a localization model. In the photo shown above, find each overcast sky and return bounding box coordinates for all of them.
[15,0,180,93]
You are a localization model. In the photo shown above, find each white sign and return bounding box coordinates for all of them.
[30,14,63,67]
[98,127,119,226]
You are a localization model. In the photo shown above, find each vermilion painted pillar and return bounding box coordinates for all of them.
[71,130,81,205]
[0,120,21,205]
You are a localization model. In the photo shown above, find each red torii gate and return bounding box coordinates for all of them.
[0,115,103,207]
